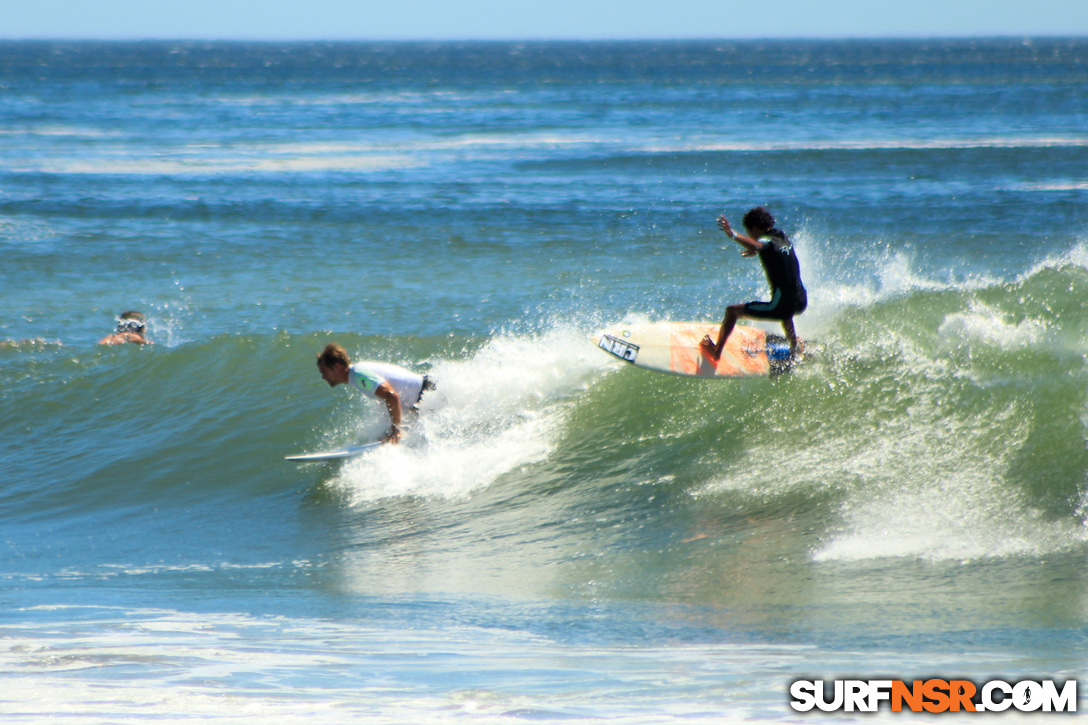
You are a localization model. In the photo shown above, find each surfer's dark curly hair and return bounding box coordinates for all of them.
[742,206,776,232]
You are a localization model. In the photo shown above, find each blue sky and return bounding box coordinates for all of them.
[1,0,1086,40]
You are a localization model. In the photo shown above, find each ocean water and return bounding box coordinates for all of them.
[2,39,1088,722]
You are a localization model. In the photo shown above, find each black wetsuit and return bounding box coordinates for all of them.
[743,228,807,320]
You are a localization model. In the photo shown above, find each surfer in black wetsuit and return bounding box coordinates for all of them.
[700,206,807,359]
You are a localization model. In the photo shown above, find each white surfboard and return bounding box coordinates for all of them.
[596,321,798,378]
[285,441,384,462]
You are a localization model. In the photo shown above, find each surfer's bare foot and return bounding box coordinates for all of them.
[700,335,720,359]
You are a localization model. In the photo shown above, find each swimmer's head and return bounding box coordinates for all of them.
[115,311,146,334]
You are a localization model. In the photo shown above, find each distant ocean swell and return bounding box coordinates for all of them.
[3,132,1087,177]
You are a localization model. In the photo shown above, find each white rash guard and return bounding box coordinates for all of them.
[347,362,424,406]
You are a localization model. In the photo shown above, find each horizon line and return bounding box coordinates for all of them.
[1,34,1086,43]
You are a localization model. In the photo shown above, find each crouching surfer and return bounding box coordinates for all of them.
[315,343,435,444]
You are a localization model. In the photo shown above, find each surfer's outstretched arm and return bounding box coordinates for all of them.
[718,215,762,256]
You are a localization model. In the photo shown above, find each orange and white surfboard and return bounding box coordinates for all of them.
[596,322,797,378]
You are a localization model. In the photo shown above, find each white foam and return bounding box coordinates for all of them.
[0,124,123,139]
[815,475,1088,564]
[18,150,417,175]
[810,399,1088,564]
[1026,238,1088,278]
[647,134,1088,154]
[1011,180,1088,192]
[937,300,1049,350]
[0,605,815,725]
[0,216,58,244]
[779,237,950,347]
[333,324,609,504]
[695,308,1088,565]
[7,128,602,176]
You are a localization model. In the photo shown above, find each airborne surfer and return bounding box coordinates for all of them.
[700,206,807,359]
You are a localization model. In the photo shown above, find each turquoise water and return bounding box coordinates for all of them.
[2,39,1087,721]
